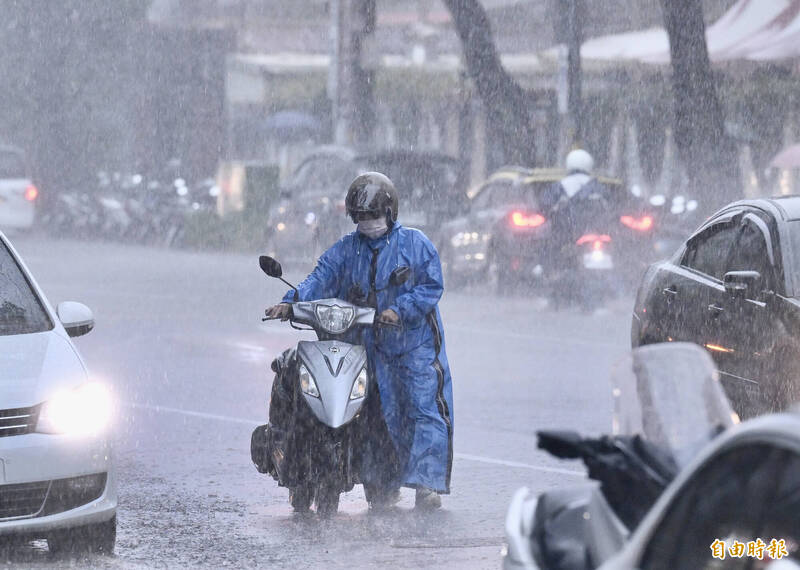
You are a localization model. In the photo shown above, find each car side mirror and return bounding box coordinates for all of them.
[259,255,283,278]
[389,266,411,286]
[57,301,94,337]
[723,270,761,298]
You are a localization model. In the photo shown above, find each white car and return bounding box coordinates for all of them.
[0,231,116,553]
[0,146,38,231]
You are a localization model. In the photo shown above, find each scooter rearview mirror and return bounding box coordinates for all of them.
[259,255,299,299]
[389,266,411,286]
[259,255,283,278]
[537,430,584,459]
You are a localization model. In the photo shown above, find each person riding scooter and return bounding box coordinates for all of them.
[539,150,614,259]
[540,149,611,221]
[266,172,454,511]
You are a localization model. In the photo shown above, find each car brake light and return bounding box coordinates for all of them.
[510,211,545,228]
[24,184,39,201]
[620,215,653,231]
[576,234,611,250]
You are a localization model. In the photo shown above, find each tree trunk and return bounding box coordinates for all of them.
[443,0,537,166]
[660,0,740,207]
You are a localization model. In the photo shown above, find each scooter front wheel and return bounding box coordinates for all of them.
[290,484,314,513]
[315,483,340,517]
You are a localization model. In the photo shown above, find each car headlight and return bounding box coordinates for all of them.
[450,231,489,248]
[314,304,355,334]
[350,368,368,400]
[36,382,113,435]
[299,364,320,398]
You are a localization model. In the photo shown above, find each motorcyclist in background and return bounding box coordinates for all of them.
[540,148,613,258]
[265,172,454,511]
[540,148,602,211]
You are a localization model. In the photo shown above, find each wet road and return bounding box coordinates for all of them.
[4,236,633,568]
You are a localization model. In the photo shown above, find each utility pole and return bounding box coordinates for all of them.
[566,0,583,146]
[555,0,584,153]
[329,0,376,146]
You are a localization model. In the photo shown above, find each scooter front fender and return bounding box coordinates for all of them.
[296,340,369,428]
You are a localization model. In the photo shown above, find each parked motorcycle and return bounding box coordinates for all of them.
[40,168,215,247]
[250,255,408,516]
[503,343,745,569]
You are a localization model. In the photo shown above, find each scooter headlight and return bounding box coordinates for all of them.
[314,303,355,334]
[350,368,368,400]
[299,364,320,398]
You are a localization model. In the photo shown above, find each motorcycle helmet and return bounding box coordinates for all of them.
[565,149,594,175]
[345,172,399,224]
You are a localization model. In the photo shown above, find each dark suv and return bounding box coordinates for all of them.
[265,148,465,264]
[632,196,800,416]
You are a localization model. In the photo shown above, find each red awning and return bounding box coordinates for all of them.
[771,144,800,169]
[577,0,800,63]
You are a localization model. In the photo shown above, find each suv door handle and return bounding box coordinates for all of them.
[708,303,724,314]
[662,287,677,298]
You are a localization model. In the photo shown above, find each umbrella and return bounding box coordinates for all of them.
[770,144,800,169]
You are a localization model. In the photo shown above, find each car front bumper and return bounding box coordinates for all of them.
[448,247,490,275]
[0,432,116,535]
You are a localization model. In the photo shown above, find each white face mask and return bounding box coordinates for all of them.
[357,218,388,239]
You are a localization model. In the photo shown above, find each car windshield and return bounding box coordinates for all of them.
[612,343,737,468]
[0,240,52,335]
[473,180,550,211]
[0,150,26,179]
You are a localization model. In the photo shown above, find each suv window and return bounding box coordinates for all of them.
[0,241,52,335]
[640,443,800,569]
[360,157,462,214]
[682,224,739,280]
[289,157,352,195]
[725,222,774,294]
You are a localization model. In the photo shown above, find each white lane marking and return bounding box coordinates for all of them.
[227,341,269,352]
[454,453,583,476]
[226,341,270,363]
[447,324,622,350]
[126,402,584,477]
[126,402,263,426]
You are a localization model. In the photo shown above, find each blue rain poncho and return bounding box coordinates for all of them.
[283,223,454,493]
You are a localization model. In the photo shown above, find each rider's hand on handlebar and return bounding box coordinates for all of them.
[378,308,400,326]
[265,303,292,321]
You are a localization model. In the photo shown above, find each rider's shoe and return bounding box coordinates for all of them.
[366,486,401,511]
[414,487,441,511]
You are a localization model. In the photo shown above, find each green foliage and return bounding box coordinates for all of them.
[181,210,268,253]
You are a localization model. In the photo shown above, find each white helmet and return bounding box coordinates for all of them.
[565,149,594,175]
